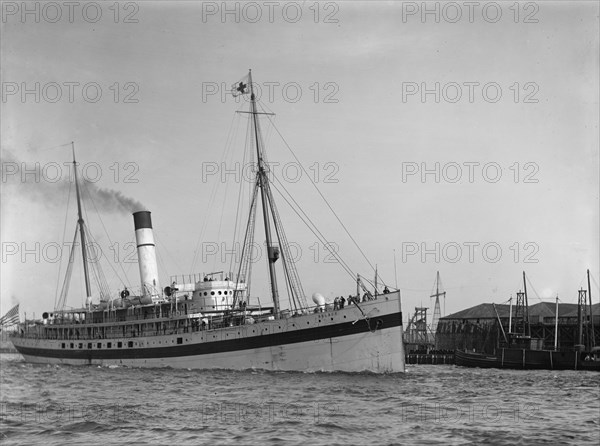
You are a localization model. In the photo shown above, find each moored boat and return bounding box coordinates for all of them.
[454,271,599,371]
[455,346,600,371]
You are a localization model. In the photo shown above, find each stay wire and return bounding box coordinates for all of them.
[261,105,378,276]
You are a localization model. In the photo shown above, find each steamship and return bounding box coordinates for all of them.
[10,71,405,372]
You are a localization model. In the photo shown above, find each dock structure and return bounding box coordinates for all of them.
[435,302,600,354]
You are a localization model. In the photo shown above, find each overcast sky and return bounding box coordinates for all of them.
[1,1,598,322]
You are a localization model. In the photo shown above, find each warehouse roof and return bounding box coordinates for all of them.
[442,302,600,320]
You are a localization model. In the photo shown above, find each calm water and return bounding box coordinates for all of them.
[0,354,598,445]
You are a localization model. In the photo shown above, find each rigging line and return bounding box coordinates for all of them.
[155,248,170,289]
[262,179,306,307]
[212,129,239,273]
[263,111,377,274]
[219,111,250,271]
[232,181,260,310]
[194,106,243,273]
[269,172,357,278]
[80,181,130,288]
[87,247,102,299]
[257,102,276,149]
[525,274,542,301]
[79,180,127,291]
[31,142,73,152]
[77,181,96,301]
[190,104,243,273]
[54,179,73,310]
[154,231,184,279]
[262,176,301,308]
[56,226,79,311]
[82,223,108,296]
[271,190,307,307]
[374,270,388,289]
[279,250,297,312]
[430,274,445,296]
[269,178,356,281]
[580,270,599,294]
[84,224,118,298]
[591,274,600,298]
[237,116,258,276]
[78,190,124,301]
[578,271,589,290]
[229,112,253,276]
[271,186,355,284]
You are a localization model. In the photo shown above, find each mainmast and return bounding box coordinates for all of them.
[248,70,281,317]
[72,142,92,308]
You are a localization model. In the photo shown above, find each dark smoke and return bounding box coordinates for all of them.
[83,181,146,214]
[1,149,145,215]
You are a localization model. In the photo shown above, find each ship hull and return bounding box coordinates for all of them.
[455,348,600,371]
[11,298,405,373]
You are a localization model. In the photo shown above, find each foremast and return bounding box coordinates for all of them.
[72,142,92,309]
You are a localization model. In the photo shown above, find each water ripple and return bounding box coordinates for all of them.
[0,354,598,445]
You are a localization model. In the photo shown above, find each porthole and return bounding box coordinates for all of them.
[211,291,215,296]
[218,291,222,295]
[204,292,207,296]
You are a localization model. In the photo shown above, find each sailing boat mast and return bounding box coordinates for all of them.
[522,271,531,337]
[588,269,595,348]
[248,70,281,317]
[72,142,92,308]
[430,271,444,333]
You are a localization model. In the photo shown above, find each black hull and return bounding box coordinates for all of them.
[455,348,600,371]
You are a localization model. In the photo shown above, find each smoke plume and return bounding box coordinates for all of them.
[1,149,146,215]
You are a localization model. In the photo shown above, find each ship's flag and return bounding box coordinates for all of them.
[231,74,250,97]
[0,304,19,327]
